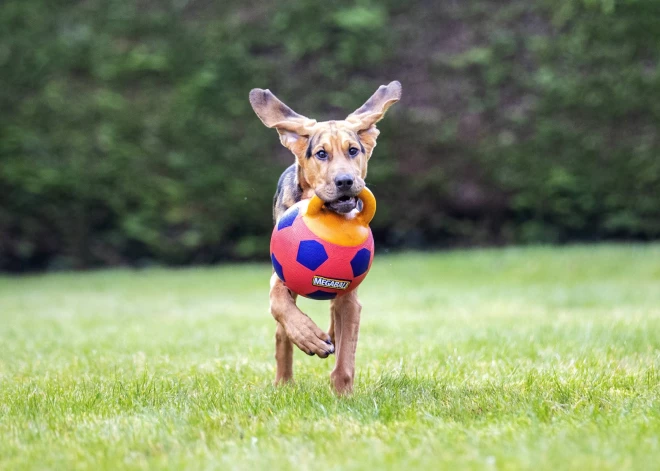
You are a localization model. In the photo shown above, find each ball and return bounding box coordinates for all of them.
[270,188,376,300]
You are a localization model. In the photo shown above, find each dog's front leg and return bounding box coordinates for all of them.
[269,274,335,383]
[329,290,362,394]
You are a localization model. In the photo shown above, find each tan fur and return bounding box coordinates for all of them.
[299,123,368,203]
[250,81,401,394]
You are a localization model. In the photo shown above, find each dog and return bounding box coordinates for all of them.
[249,81,401,394]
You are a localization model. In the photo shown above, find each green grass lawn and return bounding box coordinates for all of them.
[1,245,660,470]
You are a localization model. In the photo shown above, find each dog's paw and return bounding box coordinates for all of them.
[317,338,335,359]
[285,315,335,358]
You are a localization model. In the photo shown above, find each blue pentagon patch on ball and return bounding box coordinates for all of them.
[271,253,285,282]
[296,240,328,270]
[277,207,299,231]
[305,290,337,300]
[350,248,371,277]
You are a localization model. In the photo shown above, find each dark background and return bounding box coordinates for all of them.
[2,0,659,272]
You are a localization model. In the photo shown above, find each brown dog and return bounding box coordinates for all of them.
[249,81,401,394]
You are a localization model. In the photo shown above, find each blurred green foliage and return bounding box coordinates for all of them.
[1,0,659,271]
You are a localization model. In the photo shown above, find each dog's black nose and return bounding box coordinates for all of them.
[335,174,354,190]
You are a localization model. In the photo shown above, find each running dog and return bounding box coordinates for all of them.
[249,81,402,394]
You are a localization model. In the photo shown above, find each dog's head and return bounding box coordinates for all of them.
[249,81,401,213]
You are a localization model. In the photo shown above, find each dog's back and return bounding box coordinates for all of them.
[273,164,302,223]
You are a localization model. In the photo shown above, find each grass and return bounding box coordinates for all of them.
[1,244,660,470]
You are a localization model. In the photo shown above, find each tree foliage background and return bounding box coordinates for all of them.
[1,0,659,271]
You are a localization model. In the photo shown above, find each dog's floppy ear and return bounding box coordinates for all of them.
[249,88,316,155]
[345,81,401,156]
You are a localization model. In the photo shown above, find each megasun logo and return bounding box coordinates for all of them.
[312,276,351,290]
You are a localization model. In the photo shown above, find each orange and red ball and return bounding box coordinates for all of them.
[270,190,376,300]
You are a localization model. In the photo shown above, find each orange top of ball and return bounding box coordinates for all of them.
[299,187,376,247]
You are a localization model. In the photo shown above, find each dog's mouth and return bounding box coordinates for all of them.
[325,195,359,214]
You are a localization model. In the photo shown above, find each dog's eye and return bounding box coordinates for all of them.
[315,150,328,160]
[348,147,359,157]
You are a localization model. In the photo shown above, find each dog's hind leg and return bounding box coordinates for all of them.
[329,290,362,394]
[327,312,336,345]
[269,274,335,383]
[274,322,293,384]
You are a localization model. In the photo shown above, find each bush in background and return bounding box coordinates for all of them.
[1,0,659,271]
